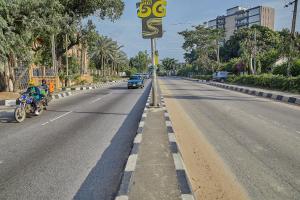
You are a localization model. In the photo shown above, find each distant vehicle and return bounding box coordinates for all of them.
[128,75,144,89]
[213,71,229,82]
[144,73,150,79]
[135,73,149,79]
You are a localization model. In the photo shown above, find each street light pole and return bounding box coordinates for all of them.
[151,38,158,107]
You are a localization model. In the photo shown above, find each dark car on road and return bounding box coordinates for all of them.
[128,75,144,89]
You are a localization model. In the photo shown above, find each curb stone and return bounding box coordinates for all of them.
[208,82,300,106]
[114,91,152,200]
[161,96,195,200]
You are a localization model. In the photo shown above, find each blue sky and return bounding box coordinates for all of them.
[90,0,300,62]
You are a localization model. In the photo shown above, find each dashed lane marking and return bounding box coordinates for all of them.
[50,111,72,122]
[90,93,112,104]
[41,122,49,126]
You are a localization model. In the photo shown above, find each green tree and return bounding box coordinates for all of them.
[179,25,224,74]
[129,51,151,72]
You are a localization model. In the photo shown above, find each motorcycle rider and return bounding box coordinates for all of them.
[40,79,49,106]
[26,81,44,114]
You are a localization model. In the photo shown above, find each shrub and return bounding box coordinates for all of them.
[193,75,213,81]
[273,63,288,76]
[228,74,300,93]
[125,67,137,77]
[291,59,300,77]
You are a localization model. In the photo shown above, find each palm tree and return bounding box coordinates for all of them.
[91,36,116,76]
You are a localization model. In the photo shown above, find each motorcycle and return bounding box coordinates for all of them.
[14,93,46,123]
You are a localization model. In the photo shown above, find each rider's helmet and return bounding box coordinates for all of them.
[29,80,35,87]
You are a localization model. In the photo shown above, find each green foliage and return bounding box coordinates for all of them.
[129,51,150,72]
[221,57,245,74]
[192,75,213,81]
[124,67,137,77]
[291,59,300,77]
[161,58,179,71]
[179,25,224,72]
[273,63,288,76]
[229,74,300,93]
[177,64,193,76]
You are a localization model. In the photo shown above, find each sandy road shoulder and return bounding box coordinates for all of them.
[159,79,249,200]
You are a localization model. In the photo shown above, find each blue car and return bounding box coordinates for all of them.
[128,75,144,89]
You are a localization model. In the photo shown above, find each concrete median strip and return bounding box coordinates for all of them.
[114,93,151,200]
[161,96,195,200]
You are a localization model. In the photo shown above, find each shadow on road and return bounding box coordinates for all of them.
[0,109,17,123]
[73,83,151,200]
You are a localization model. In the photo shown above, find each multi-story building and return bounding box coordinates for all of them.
[207,6,275,40]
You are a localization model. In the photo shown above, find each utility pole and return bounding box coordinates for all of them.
[285,0,298,76]
[291,0,298,38]
[151,38,158,107]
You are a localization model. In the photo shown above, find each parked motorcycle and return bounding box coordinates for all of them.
[14,93,46,123]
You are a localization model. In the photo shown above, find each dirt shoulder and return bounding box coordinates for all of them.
[159,79,249,200]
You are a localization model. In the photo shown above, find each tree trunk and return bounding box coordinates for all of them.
[101,56,104,77]
[51,34,57,75]
[249,54,255,75]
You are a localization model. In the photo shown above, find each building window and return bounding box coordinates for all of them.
[249,22,261,27]
[249,15,260,23]
[248,8,260,16]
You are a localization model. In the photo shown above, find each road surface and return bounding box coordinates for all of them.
[160,77,300,200]
[0,81,151,200]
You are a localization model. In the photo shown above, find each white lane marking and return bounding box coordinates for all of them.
[90,93,111,104]
[296,131,300,134]
[0,160,3,164]
[90,97,104,104]
[125,154,138,172]
[41,122,49,126]
[50,111,72,122]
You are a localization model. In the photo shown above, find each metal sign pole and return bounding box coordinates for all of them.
[151,38,158,106]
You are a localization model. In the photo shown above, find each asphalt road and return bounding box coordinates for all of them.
[0,81,151,200]
[160,77,300,200]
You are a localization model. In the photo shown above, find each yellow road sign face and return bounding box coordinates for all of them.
[137,0,167,39]
[137,0,167,18]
